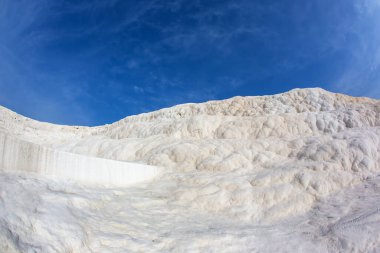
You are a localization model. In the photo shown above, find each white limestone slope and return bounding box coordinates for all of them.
[0,88,380,252]
[0,133,160,186]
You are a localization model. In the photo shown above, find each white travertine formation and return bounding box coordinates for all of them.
[0,133,160,186]
[0,88,379,252]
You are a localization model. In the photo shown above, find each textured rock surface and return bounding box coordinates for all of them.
[0,88,379,252]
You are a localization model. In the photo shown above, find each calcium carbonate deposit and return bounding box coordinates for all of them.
[0,88,379,252]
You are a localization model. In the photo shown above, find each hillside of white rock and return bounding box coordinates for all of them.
[0,88,379,252]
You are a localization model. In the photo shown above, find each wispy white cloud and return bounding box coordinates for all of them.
[2,0,379,126]
[332,0,380,98]
[133,1,278,60]
[0,0,97,125]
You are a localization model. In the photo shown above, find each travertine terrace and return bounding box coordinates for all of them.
[0,88,379,252]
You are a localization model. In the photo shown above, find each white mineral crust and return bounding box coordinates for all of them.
[0,88,379,252]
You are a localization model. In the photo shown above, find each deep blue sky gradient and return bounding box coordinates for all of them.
[1,0,380,125]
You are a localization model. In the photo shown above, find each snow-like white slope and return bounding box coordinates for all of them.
[0,133,160,186]
[0,88,379,252]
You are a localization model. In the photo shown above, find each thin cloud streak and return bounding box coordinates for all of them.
[0,0,379,125]
[333,0,380,98]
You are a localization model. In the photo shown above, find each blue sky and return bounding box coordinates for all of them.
[1,0,380,125]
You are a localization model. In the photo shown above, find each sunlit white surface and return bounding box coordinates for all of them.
[0,88,379,252]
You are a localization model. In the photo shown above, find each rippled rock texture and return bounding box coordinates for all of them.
[0,88,379,252]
